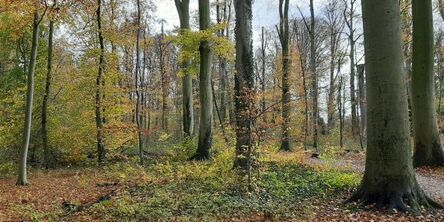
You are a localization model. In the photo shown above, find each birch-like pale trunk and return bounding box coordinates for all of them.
[17,11,40,185]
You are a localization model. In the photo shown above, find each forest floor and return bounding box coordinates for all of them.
[0,143,443,221]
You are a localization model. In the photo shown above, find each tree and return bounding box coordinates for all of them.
[233,0,255,169]
[342,0,359,139]
[277,0,291,151]
[309,0,318,151]
[324,0,345,133]
[175,0,194,138]
[411,0,444,167]
[357,64,366,140]
[135,0,144,164]
[42,4,55,169]
[347,0,441,211]
[17,10,42,185]
[96,0,106,162]
[259,27,268,118]
[216,0,228,124]
[158,22,169,131]
[192,0,213,160]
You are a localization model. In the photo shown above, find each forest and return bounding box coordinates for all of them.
[0,0,444,221]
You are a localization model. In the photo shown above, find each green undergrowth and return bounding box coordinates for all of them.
[85,139,361,221]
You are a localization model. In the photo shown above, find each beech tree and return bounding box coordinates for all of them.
[42,3,55,169]
[233,0,255,168]
[411,0,444,167]
[342,0,359,139]
[277,0,291,151]
[324,0,345,133]
[192,0,213,160]
[95,0,106,162]
[135,0,143,164]
[348,0,442,211]
[17,10,42,186]
[175,0,194,138]
[309,0,318,151]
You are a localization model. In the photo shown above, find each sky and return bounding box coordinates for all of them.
[154,0,334,43]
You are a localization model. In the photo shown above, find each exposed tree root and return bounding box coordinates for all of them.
[189,153,210,161]
[346,183,443,212]
[62,189,118,216]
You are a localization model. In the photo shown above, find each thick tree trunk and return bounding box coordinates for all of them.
[278,0,291,151]
[192,0,213,160]
[348,0,441,211]
[17,11,40,186]
[96,0,106,163]
[233,0,255,169]
[42,18,54,170]
[411,0,444,167]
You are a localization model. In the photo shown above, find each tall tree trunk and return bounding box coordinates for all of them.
[310,0,318,151]
[278,0,291,151]
[192,0,213,160]
[233,0,255,169]
[17,11,40,186]
[411,0,444,167]
[96,0,106,162]
[327,37,336,133]
[135,0,144,164]
[326,3,342,133]
[338,75,344,148]
[357,64,366,139]
[345,0,358,139]
[175,0,194,138]
[260,27,267,118]
[347,0,441,211]
[42,18,54,170]
[159,24,169,131]
[216,0,227,123]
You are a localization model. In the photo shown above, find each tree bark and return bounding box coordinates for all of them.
[338,75,344,148]
[260,27,267,118]
[233,0,255,169]
[309,0,318,151]
[17,11,40,185]
[347,0,442,211]
[96,0,106,163]
[175,0,194,138]
[42,17,54,170]
[135,0,144,164]
[357,64,366,139]
[159,23,169,131]
[217,0,227,123]
[278,0,291,151]
[411,0,444,167]
[192,0,213,160]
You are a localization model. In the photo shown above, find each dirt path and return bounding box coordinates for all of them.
[306,153,444,204]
